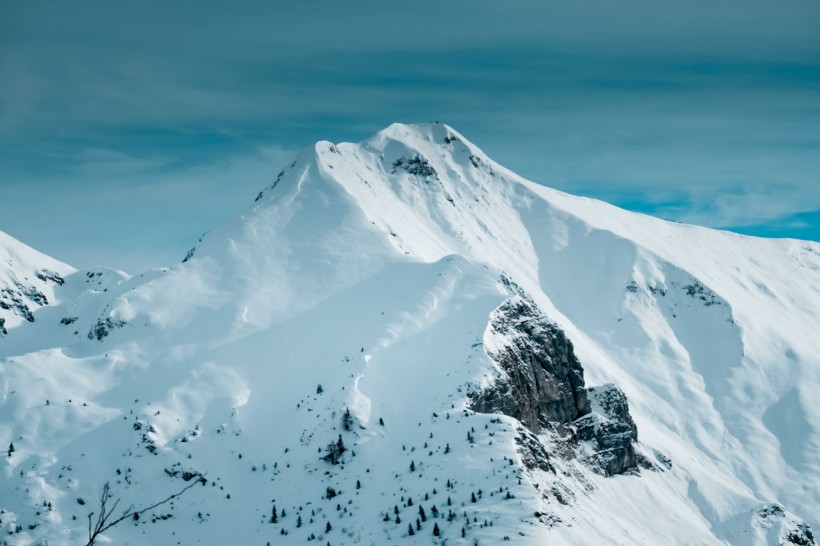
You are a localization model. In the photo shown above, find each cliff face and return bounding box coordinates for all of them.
[472,293,642,476]
[471,295,590,431]
[575,384,639,476]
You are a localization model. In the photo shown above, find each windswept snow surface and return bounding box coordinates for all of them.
[1,123,818,545]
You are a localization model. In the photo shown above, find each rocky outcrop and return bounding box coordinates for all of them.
[36,269,65,286]
[88,317,126,341]
[471,292,650,477]
[575,384,639,476]
[470,295,590,432]
[514,426,555,473]
[391,155,437,178]
[752,504,816,546]
[0,286,36,322]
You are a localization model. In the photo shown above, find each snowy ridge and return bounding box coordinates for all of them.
[1,123,819,545]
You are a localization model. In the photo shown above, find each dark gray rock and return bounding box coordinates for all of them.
[471,295,590,432]
[36,269,65,286]
[0,287,35,322]
[88,317,126,341]
[755,504,816,546]
[391,155,437,178]
[575,384,639,476]
[470,291,657,477]
[514,426,554,473]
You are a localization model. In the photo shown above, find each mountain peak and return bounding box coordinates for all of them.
[362,121,489,167]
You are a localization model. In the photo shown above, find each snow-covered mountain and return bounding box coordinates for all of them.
[1,123,818,546]
[0,232,74,336]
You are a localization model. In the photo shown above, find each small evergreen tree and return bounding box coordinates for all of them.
[433,523,440,536]
[342,408,353,431]
[316,384,323,394]
[7,442,13,457]
[270,505,278,524]
[419,506,426,522]
[408,523,415,536]
[409,460,416,472]
[325,521,332,532]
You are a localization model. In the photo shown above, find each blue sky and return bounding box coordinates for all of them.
[2,0,819,272]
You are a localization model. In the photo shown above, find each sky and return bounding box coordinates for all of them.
[1,0,819,272]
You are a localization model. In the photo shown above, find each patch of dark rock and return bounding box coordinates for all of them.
[636,448,672,471]
[8,280,48,306]
[514,427,554,473]
[680,280,721,307]
[36,270,65,285]
[470,295,590,432]
[60,317,78,325]
[391,155,437,178]
[648,284,667,297]
[549,483,575,506]
[786,525,816,546]
[575,384,639,476]
[1,289,35,321]
[88,317,126,341]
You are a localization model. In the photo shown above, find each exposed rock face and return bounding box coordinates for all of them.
[471,295,590,432]
[0,285,37,322]
[471,292,650,477]
[514,426,555,473]
[575,384,639,476]
[751,504,816,546]
[88,317,126,341]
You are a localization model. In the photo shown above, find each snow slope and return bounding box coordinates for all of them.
[1,123,818,546]
[0,232,74,334]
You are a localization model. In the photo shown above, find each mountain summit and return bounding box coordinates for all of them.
[1,123,818,545]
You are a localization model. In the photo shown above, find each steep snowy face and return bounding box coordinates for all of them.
[1,123,819,546]
[0,231,74,334]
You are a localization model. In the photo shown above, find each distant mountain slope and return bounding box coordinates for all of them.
[0,231,74,335]
[1,123,817,546]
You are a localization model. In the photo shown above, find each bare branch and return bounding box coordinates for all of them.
[85,474,205,546]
